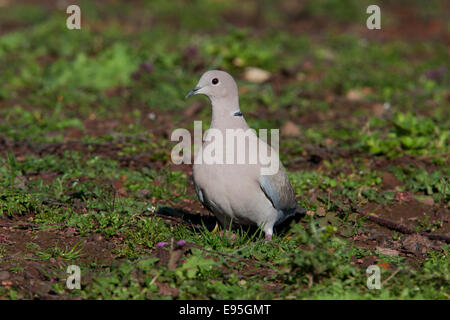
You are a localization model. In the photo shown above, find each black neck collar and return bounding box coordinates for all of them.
[233,111,243,117]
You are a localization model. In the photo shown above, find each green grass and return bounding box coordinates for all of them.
[26,241,85,261]
[0,0,449,300]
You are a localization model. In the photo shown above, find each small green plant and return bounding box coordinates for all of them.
[360,112,449,158]
[0,189,39,217]
[205,29,278,71]
[391,166,450,204]
[277,221,356,284]
[29,241,85,261]
[416,215,443,232]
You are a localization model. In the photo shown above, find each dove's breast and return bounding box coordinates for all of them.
[193,162,278,228]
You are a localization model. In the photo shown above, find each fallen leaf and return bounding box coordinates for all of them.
[316,206,326,217]
[402,234,433,255]
[112,181,128,196]
[381,172,402,190]
[281,121,300,136]
[156,281,179,297]
[0,271,10,281]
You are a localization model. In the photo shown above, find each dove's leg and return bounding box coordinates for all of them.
[262,219,275,241]
[264,226,273,241]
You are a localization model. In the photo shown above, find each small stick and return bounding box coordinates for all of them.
[351,204,450,243]
[417,152,450,161]
[381,267,401,287]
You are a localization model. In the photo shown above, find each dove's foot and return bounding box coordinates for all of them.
[265,232,272,241]
[219,230,237,243]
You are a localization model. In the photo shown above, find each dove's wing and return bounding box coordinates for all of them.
[259,165,298,223]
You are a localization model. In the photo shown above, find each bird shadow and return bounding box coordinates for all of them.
[156,206,264,237]
[274,212,306,236]
[155,206,306,238]
[155,206,217,231]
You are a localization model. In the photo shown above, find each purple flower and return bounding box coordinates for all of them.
[156,241,168,248]
[184,46,198,60]
[176,240,186,246]
[140,62,153,73]
[132,62,154,81]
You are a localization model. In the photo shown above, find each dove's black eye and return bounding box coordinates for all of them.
[212,78,219,85]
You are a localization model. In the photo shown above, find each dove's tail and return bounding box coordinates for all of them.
[275,204,306,226]
[295,205,307,215]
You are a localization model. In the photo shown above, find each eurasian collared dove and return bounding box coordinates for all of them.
[186,70,305,240]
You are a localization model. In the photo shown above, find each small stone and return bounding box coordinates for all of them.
[421,197,434,206]
[243,67,271,83]
[371,103,385,116]
[346,89,364,101]
[238,279,247,286]
[346,88,371,101]
[376,247,400,257]
[233,57,244,67]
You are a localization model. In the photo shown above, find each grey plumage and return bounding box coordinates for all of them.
[186,70,304,240]
[259,165,297,224]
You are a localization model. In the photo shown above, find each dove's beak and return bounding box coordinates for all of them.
[186,86,201,99]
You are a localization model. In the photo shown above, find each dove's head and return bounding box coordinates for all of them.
[186,70,238,102]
